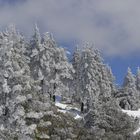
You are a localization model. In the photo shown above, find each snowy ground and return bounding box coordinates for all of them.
[55,102,67,110]
[55,100,140,133]
[55,101,140,134]
[55,102,82,120]
[122,109,140,135]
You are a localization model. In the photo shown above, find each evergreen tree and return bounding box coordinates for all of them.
[84,99,137,140]
[30,26,74,99]
[119,67,140,110]
[79,45,100,108]
[71,46,81,102]
[51,47,74,99]
[0,25,36,137]
[123,67,136,88]
[73,44,113,110]
[106,65,116,96]
[136,67,140,91]
[30,24,42,81]
[94,49,113,102]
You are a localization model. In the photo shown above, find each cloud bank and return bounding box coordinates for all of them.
[0,0,140,56]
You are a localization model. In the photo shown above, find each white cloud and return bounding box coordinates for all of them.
[0,0,140,56]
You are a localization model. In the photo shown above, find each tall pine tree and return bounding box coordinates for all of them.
[119,67,140,110]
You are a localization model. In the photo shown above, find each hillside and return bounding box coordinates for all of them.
[0,25,139,140]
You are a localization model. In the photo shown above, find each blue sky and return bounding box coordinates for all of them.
[105,55,140,85]
[0,0,140,85]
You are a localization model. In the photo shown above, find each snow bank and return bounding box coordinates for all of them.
[57,109,67,113]
[55,102,82,120]
[66,106,81,112]
[74,114,82,120]
[55,102,67,109]
[134,127,140,135]
[122,109,140,118]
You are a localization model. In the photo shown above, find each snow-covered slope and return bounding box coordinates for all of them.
[122,109,140,118]
[55,102,82,120]
[122,109,140,134]
[55,102,67,109]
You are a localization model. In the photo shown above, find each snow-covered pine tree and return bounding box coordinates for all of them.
[30,25,74,100]
[119,67,140,110]
[94,49,113,103]
[39,32,57,96]
[30,24,42,81]
[74,44,113,110]
[0,32,7,108]
[106,65,116,96]
[79,44,101,109]
[0,25,36,137]
[0,24,25,110]
[123,67,135,88]
[42,32,74,100]
[51,46,74,100]
[29,25,53,96]
[71,46,81,102]
[84,98,137,139]
[136,67,140,91]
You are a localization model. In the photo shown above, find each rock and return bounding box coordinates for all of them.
[39,120,52,128]
[24,124,37,135]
